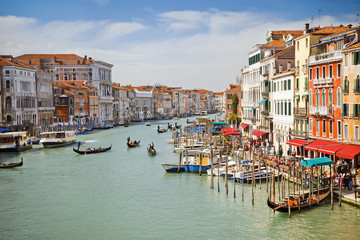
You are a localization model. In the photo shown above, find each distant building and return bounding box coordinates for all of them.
[225,85,241,116]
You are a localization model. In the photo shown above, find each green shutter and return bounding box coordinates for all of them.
[342,104,345,116]
[354,52,358,65]
[288,79,291,90]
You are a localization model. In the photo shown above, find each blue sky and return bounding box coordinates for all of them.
[1,0,359,91]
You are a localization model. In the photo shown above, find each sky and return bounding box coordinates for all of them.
[1,0,359,92]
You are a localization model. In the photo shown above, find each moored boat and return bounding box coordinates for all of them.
[40,131,76,148]
[161,163,186,172]
[0,132,32,152]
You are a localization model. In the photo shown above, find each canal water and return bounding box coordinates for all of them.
[1,115,360,240]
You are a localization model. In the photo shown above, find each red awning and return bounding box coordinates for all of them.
[286,139,309,147]
[252,130,267,137]
[336,145,360,159]
[240,123,248,129]
[224,131,241,136]
[221,127,233,134]
[318,143,346,155]
[305,139,331,151]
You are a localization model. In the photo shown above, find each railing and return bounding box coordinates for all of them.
[325,77,334,84]
[291,130,308,138]
[313,79,319,85]
[4,88,13,92]
[319,78,326,84]
[294,107,307,116]
[309,106,333,116]
[309,50,342,64]
[261,110,269,116]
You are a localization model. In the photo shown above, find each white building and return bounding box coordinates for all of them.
[272,67,295,155]
[134,89,153,120]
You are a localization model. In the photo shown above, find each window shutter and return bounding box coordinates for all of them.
[342,104,345,116]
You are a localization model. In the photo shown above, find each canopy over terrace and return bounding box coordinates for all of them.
[318,143,347,155]
[336,145,360,160]
[305,139,331,151]
[300,157,333,167]
[252,130,267,137]
[286,139,309,147]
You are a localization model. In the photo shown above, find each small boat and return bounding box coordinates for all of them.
[76,128,86,135]
[161,163,185,172]
[186,119,194,124]
[157,125,168,133]
[124,121,130,127]
[147,142,156,156]
[267,189,330,213]
[40,131,76,148]
[85,128,93,131]
[28,137,41,144]
[0,158,23,168]
[127,139,140,148]
[73,145,112,154]
[145,122,151,126]
[174,123,181,129]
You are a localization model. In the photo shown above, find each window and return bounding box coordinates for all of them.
[296,78,299,90]
[316,67,319,79]
[306,38,308,48]
[316,119,320,135]
[343,76,349,94]
[273,82,276,92]
[309,69,313,80]
[5,70,10,75]
[5,80,10,89]
[342,103,349,117]
[288,102,291,116]
[227,94,232,99]
[337,120,341,138]
[323,120,326,136]
[309,118,313,135]
[353,51,360,65]
[309,89,312,106]
[329,89,333,105]
[73,74,76,80]
[330,120,333,136]
[64,74,68,81]
[329,65,333,78]
[344,124,348,139]
[322,66,326,78]
[227,104,232,110]
[322,89,326,106]
[281,102,283,115]
[297,41,299,50]
[288,79,291,90]
[355,126,359,140]
[337,88,341,106]
[345,54,348,66]
[316,89,320,106]
[283,80,286,91]
[337,64,341,77]
[354,75,360,93]
[284,102,287,115]
[354,104,360,117]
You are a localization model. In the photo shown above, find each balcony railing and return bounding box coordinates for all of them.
[309,106,333,116]
[261,110,269,116]
[325,77,334,84]
[294,107,308,116]
[309,50,342,64]
[313,79,319,84]
[291,130,308,138]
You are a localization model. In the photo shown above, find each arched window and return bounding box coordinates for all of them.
[329,88,333,105]
[337,88,341,106]
[6,115,12,123]
[316,89,320,106]
[344,76,349,94]
[322,88,326,106]
[5,80,10,89]
[355,75,360,93]
[309,89,312,106]
[5,96,11,108]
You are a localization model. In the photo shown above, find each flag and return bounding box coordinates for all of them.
[107,90,111,97]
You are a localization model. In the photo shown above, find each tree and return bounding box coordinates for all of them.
[231,93,239,114]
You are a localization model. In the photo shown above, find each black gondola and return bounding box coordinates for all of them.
[73,145,112,154]
[127,140,140,148]
[157,125,168,133]
[267,189,330,212]
[124,121,130,127]
[147,142,156,155]
[186,119,193,124]
[167,123,173,129]
[0,159,23,168]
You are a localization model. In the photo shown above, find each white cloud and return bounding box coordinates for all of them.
[0,11,354,91]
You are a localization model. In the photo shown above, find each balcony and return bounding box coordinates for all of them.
[319,78,326,84]
[261,91,269,97]
[261,110,269,116]
[294,107,308,116]
[4,88,13,92]
[309,106,333,117]
[309,50,342,65]
[291,130,308,139]
[325,77,334,84]
[313,79,319,85]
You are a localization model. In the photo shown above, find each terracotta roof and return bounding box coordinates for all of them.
[0,56,35,70]
[312,26,352,35]
[274,67,295,76]
[261,39,286,48]
[343,42,360,51]
[15,54,95,65]
[271,30,303,38]
[274,45,295,57]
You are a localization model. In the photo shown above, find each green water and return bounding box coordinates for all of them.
[1,116,360,240]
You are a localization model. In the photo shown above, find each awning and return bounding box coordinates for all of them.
[249,108,255,112]
[305,139,331,151]
[240,123,248,129]
[318,143,346,155]
[336,145,360,159]
[300,157,333,167]
[213,122,226,125]
[252,130,267,137]
[286,139,309,147]
[260,99,267,105]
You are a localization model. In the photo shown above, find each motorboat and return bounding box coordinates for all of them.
[0,132,32,152]
[40,131,76,148]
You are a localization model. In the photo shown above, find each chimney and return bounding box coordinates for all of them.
[279,64,283,73]
[287,62,291,70]
[347,24,352,28]
[84,55,87,60]
[273,67,277,74]
[305,23,310,33]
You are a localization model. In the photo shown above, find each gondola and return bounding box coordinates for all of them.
[167,123,173,129]
[124,121,130,127]
[186,119,193,124]
[0,159,23,168]
[127,140,140,148]
[267,189,330,213]
[148,148,156,156]
[73,145,112,154]
[157,128,167,133]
